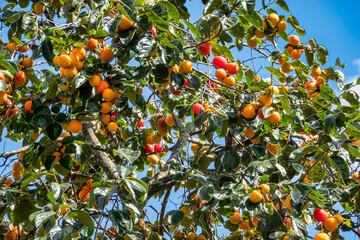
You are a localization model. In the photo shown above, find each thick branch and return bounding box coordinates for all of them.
[147,117,194,198]
[107,130,126,165]
[82,122,119,180]
[159,188,172,235]
[187,137,222,147]
[0,146,29,159]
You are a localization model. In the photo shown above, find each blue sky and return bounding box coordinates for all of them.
[1,0,360,239]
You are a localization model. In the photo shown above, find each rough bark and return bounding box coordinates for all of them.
[82,122,119,180]
[147,116,194,198]
[0,146,29,159]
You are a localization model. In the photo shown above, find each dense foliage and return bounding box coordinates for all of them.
[0,0,359,239]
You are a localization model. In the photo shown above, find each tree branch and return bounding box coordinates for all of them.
[147,116,194,198]
[82,122,119,179]
[0,146,29,159]
[159,188,172,235]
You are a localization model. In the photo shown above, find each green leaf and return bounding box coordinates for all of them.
[166,210,184,225]
[71,73,87,92]
[347,145,360,158]
[222,17,239,31]
[85,98,102,112]
[102,16,122,36]
[49,226,69,240]
[109,210,133,236]
[31,115,51,128]
[335,70,345,91]
[135,94,146,112]
[147,9,169,31]
[266,66,286,80]
[287,14,300,29]
[197,14,221,38]
[268,51,281,62]
[114,149,141,164]
[34,211,56,228]
[21,172,50,189]
[116,165,135,178]
[329,134,348,150]
[90,3,109,30]
[124,178,148,203]
[292,163,306,174]
[275,0,290,12]
[305,46,315,66]
[216,45,233,61]
[211,113,222,128]
[316,44,329,65]
[59,154,73,170]
[330,156,349,180]
[219,31,233,43]
[41,37,55,70]
[241,0,256,14]
[67,210,95,236]
[290,190,302,204]
[159,45,175,66]
[51,182,70,204]
[269,231,286,239]
[278,96,290,114]
[137,36,157,57]
[289,146,317,163]
[356,77,360,86]
[346,123,360,138]
[46,123,62,141]
[188,74,201,90]
[324,113,338,126]
[203,0,224,14]
[215,151,241,172]
[307,163,326,182]
[250,11,263,30]
[19,0,30,8]
[229,23,245,38]
[158,1,180,23]
[22,143,42,169]
[290,217,308,238]
[198,185,215,202]
[0,80,8,92]
[94,187,109,211]
[13,197,37,226]
[343,90,359,106]
[261,106,273,118]
[276,163,286,176]
[170,72,185,91]
[0,59,19,75]
[44,77,58,101]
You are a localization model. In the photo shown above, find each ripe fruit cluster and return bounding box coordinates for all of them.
[250,13,288,49]
[144,116,176,165]
[304,66,326,98]
[278,35,303,74]
[286,35,303,60]
[0,41,31,116]
[53,47,85,81]
[11,161,22,180]
[240,88,281,125]
[213,56,239,87]
[312,208,339,232]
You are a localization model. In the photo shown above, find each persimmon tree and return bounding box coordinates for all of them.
[0,0,360,239]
